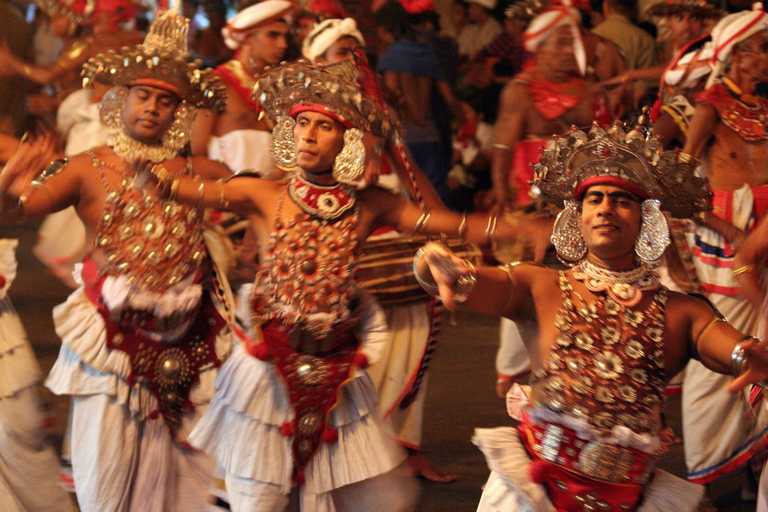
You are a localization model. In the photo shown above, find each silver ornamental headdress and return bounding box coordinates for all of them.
[254,60,390,182]
[533,113,712,264]
[81,9,227,114]
[531,119,711,219]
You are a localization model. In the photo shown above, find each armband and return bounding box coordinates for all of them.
[31,158,68,188]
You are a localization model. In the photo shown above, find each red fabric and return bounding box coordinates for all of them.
[128,78,181,98]
[516,70,587,121]
[289,104,354,129]
[249,318,366,480]
[214,60,261,112]
[511,139,545,206]
[696,82,768,141]
[519,421,647,511]
[82,262,224,436]
[400,0,434,13]
[574,176,651,201]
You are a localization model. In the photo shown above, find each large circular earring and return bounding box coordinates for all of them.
[635,199,670,264]
[270,115,298,171]
[332,128,365,184]
[161,101,195,153]
[551,199,587,263]
[99,86,129,132]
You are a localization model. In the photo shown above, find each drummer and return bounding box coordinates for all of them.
[127,58,550,510]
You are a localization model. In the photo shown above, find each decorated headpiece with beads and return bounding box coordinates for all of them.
[531,113,711,219]
[532,112,711,265]
[36,0,137,27]
[81,8,226,113]
[254,60,390,182]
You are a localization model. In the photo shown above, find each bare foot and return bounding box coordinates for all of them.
[407,453,457,483]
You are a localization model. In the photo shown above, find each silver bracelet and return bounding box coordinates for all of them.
[732,335,761,377]
[732,341,748,377]
[412,247,477,303]
[453,262,477,304]
[413,247,439,295]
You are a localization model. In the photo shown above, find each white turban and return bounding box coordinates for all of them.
[222,0,294,50]
[523,5,586,76]
[711,3,768,63]
[302,18,365,63]
[665,41,714,88]
[705,3,768,86]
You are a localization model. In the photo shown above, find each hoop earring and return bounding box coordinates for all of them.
[635,199,670,264]
[551,200,587,263]
[161,101,195,153]
[332,128,365,184]
[270,115,298,171]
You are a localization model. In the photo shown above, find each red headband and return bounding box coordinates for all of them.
[128,78,182,98]
[289,104,354,129]
[573,176,650,201]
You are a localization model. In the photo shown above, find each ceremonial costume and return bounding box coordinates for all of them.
[207,0,293,175]
[472,119,711,511]
[495,6,607,387]
[209,59,273,174]
[43,11,232,511]
[681,5,768,483]
[0,239,74,512]
[188,61,415,512]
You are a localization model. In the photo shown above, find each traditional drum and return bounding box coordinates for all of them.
[357,235,482,306]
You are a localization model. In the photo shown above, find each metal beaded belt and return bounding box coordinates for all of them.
[528,421,655,485]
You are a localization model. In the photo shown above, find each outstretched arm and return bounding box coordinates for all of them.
[734,218,768,308]
[412,241,535,316]
[0,134,59,221]
[684,295,768,392]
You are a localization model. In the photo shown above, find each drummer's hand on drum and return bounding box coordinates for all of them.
[415,242,474,311]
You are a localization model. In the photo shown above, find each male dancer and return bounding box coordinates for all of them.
[0,10,232,511]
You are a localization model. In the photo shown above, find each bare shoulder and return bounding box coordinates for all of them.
[357,185,401,208]
[665,289,716,320]
[500,79,532,106]
[505,262,559,290]
[188,156,231,179]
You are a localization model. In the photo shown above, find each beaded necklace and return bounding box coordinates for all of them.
[572,260,660,307]
[251,182,358,337]
[89,151,205,293]
[109,129,178,164]
[288,174,356,220]
[698,79,768,141]
[532,271,667,436]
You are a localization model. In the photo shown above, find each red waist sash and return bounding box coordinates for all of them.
[246,317,365,485]
[519,419,656,511]
[82,256,225,435]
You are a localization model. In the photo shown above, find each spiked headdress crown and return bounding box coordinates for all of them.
[81,9,226,113]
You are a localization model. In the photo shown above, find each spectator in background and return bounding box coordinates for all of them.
[592,0,658,108]
[192,0,234,67]
[0,0,140,120]
[375,0,466,210]
[191,0,292,175]
[457,0,503,59]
